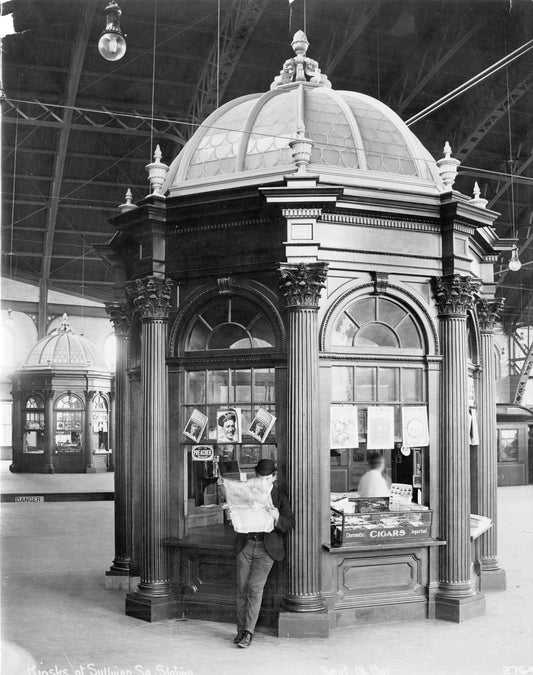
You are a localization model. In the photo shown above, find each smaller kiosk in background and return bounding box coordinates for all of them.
[496,404,533,486]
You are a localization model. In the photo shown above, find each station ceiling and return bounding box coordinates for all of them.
[2,0,532,328]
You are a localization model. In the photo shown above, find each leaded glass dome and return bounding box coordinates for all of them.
[164,31,443,196]
[23,314,107,370]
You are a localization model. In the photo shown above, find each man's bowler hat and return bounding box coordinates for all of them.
[255,459,276,476]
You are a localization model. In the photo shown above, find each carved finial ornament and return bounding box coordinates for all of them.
[105,302,132,337]
[118,188,137,213]
[146,144,169,196]
[271,31,331,90]
[433,275,480,316]
[126,277,173,320]
[476,297,504,332]
[469,182,488,209]
[279,262,328,308]
[436,141,460,189]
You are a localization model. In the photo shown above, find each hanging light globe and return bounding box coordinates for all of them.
[98,1,127,62]
[508,244,522,272]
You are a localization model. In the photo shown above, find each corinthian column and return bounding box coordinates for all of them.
[474,297,506,591]
[105,303,133,586]
[124,277,177,622]
[433,275,485,622]
[277,261,330,638]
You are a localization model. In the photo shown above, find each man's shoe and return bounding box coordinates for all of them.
[237,631,253,648]
[233,630,245,644]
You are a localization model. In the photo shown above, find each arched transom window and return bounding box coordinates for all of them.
[186,297,276,351]
[332,296,423,350]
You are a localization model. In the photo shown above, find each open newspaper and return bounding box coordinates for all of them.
[221,476,275,533]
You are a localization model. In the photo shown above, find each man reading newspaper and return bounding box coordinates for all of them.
[221,459,294,649]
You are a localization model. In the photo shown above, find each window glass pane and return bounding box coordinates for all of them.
[250,315,275,347]
[397,317,422,348]
[187,321,210,351]
[331,366,353,401]
[26,396,44,409]
[56,395,83,410]
[208,324,250,350]
[377,299,406,327]
[355,323,399,347]
[402,369,424,402]
[346,297,375,326]
[254,369,275,401]
[332,313,357,346]
[378,368,399,402]
[355,367,376,402]
[231,369,252,403]
[207,370,229,404]
[188,372,206,403]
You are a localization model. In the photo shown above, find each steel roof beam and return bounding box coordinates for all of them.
[38,1,95,336]
[455,73,532,161]
[395,22,486,114]
[187,0,267,130]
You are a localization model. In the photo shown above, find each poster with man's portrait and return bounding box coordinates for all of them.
[183,408,208,443]
[217,408,242,443]
[247,408,276,443]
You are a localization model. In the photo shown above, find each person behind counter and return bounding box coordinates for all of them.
[233,459,294,649]
[358,453,391,497]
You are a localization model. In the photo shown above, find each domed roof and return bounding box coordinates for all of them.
[23,314,107,370]
[164,31,444,196]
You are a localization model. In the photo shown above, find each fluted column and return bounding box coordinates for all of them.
[278,262,329,632]
[43,389,55,473]
[84,390,96,471]
[475,298,506,591]
[105,303,132,580]
[125,277,177,622]
[433,275,485,622]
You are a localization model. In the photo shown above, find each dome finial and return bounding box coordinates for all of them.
[271,31,331,90]
[58,313,72,333]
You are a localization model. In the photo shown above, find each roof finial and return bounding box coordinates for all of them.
[271,31,331,90]
[146,144,168,196]
[118,188,137,213]
[436,141,460,190]
[469,181,488,209]
[58,313,72,333]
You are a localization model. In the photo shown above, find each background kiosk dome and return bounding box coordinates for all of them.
[164,32,444,197]
[22,314,107,371]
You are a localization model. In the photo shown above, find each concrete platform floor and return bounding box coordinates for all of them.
[1,461,532,675]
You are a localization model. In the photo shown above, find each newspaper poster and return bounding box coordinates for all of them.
[248,408,276,443]
[183,408,208,443]
[221,476,275,533]
[401,406,429,447]
[367,406,395,449]
[330,404,358,449]
[217,407,242,443]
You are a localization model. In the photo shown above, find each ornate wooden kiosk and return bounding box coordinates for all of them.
[102,32,508,634]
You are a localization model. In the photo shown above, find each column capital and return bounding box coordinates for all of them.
[105,302,133,337]
[126,277,173,321]
[433,274,480,317]
[476,297,504,333]
[279,262,328,308]
[84,390,97,402]
[42,389,55,402]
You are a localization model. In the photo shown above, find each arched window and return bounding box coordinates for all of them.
[186,297,275,351]
[24,395,45,453]
[332,296,423,350]
[180,293,278,525]
[92,394,109,451]
[55,394,83,453]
